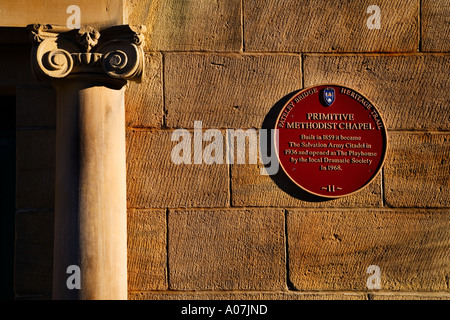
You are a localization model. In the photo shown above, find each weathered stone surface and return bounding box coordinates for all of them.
[14,211,53,297]
[0,0,126,29]
[126,130,229,208]
[125,52,163,128]
[304,54,450,130]
[244,0,419,52]
[287,209,450,291]
[231,162,383,207]
[16,85,56,128]
[384,133,450,208]
[422,0,450,52]
[369,292,450,300]
[165,53,301,128]
[16,130,55,209]
[128,0,241,51]
[168,209,285,290]
[127,209,167,291]
[129,291,366,300]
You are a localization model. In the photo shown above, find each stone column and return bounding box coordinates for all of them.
[29,24,145,300]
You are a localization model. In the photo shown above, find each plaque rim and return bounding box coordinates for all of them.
[274,83,388,199]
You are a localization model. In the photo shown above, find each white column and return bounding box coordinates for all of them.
[29,24,145,300]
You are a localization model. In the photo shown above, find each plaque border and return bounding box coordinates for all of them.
[274,84,388,199]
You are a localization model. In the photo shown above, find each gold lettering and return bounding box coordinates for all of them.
[286,122,298,129]
[306,113,354,121]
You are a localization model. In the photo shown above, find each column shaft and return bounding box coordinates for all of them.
[53,80,127,299]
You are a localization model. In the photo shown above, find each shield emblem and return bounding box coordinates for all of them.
[323,87,335,106]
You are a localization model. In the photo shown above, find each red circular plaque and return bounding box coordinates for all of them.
[275,85,387,198]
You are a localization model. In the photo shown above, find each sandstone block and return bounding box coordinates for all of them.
[244,0,419,52]
[384,132,450,207]
[304,54,450,130]
[129,291,366,300]
[125,52,163,128]
[287,209,450,291]
[369,292,450,300]
[0,0,125,29]
[422,0,450,52]
[127,209,167,291]
[168,208,285,290]
[128,0,241,51]
[126,130,229,208]
[231,163,382,208]
[164,53,301,128]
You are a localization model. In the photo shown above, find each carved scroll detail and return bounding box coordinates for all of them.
[29,24,146,83]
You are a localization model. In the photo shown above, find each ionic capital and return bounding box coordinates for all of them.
[28,24,146,84]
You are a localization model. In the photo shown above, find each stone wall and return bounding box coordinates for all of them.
[12,0,449,299]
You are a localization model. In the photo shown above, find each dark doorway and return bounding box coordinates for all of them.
[0,95,16,300]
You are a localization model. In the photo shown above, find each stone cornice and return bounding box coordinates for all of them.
[28,24,146,84]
